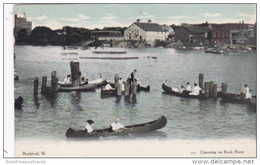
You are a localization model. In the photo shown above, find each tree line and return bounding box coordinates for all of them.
[15,26,126,46]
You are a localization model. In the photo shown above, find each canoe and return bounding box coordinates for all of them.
[88,79,107,87]
[162,83,206,99]
[58,84,96,92]
[101,88,116,97]
[58,79,107,88]
[100,84,150,97]
[137,84,150,92]
[65,116,167,138]
[218,92,256,105]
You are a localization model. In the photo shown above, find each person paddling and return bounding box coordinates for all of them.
[110,118,126,132]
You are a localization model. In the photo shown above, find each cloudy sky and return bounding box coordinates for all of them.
[13,4,256,30]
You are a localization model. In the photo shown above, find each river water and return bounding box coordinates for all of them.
[14,45,256,141]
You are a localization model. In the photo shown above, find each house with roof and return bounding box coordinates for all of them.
[124,19,171,42]
[174,25,211,46]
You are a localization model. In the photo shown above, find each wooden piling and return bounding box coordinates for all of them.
[33,77,39,95]
[209,81,214,97]
[51,71,59,93]
[116,82,122,96]
[70,61,80,86]
[204,82,210,98]
[41,76,47,93]
[221,83,227,93]
[212,84,218,98]
[199,74,204,89]
[124,81,130,97]
[114,74,119,85]
[131,80,137,97]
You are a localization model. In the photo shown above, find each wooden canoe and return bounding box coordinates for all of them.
[58,79,107,88]
[58,84,96,92]
[65,116,167,138]
[218,92,256,105]
[162,83,206,99]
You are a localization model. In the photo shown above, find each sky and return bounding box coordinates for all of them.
[13,4,256,30]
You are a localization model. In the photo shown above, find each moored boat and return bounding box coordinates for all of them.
[162,83,206,99]
[65,116,167,138]
[58,76,107,88]
[204,49,223,54]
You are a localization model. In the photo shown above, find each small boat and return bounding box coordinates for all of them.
[162,83,206,99]
[205,49,223,54]
[65,116,167,138]
[137,84,150,92]
[218,92,256,106]
[92,51,127,54]
[100,83,150,97]
[58,84,96,92]
[58,76,107,88]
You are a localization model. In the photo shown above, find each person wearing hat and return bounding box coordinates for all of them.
[186,82,192,92]
[85,120,94,134]
[189,83,201,96]
[110,118,125,131]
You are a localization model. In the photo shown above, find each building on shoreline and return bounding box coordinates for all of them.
[14,14,32,38]
[174,24,211,46]
[211,22,256,45]
[124,19,172,43]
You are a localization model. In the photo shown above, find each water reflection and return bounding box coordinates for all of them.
[70,92,83,111]
[33,95,40,109]
[42,92,58,108]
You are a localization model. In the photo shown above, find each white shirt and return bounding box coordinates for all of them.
[85,123,94,133]
[111,122,124,131]
[189,86,201,96]
[187,85,192,91]
[245,87,251,99]
[241,86,246,94]
[104,84,113,90]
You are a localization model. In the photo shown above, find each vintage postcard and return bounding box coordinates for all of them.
[3,2,257,160]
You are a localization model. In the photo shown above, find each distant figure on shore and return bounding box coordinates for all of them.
[110,118,125,131]
[15,96,24,110]
[186,82,192,91]
[189,83,201,96]
[85,120,94,134]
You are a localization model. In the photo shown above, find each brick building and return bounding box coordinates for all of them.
[211,22,255,45]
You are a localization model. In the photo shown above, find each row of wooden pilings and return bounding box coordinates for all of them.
[33,71,59,96]
[198,73,227,98]
[33,61,82,95]
[114,74,137,98]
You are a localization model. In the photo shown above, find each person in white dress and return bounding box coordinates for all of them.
[186,82,192,91]
[110,118,125,131]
